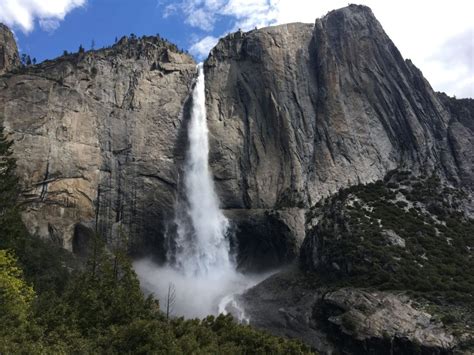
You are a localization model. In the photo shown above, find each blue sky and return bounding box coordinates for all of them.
[11,0,220,62]
[1,0,473,97]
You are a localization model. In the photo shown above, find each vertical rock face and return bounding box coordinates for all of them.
[437,93,474,189]
[0,35,195,255]
[204,5,472,267]
[205,4,467,207]
[0,24,20,75]
[0,5,472,267]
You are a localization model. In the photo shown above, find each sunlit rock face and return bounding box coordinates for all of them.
[0,34,195,254]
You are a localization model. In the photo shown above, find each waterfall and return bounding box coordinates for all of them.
[172,62,233,276]
[134,63,271,319]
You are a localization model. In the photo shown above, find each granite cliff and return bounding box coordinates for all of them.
[0,29,195,257]
[0,5,472,269]
[204,5,472,268]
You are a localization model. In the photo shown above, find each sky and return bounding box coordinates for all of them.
[0,0,472,98]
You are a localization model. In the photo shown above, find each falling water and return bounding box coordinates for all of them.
[172,62,233,276]
[134,63,270,319]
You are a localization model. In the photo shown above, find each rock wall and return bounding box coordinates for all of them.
[204,5,472,267]
[0,32,195,256]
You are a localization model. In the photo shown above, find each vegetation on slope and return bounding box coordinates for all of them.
[0,127,311,354]
[301,170,473,331]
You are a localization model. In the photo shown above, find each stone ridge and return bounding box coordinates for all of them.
[0,23,20,75]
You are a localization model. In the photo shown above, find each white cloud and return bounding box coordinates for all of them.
[39,18,60,33]
[189,35,220,58]
[168,0,473,98]
[164,0,227,31]
[0,0,86,33]
[186,8,216,31]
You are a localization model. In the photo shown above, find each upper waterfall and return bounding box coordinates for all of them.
[173,63,232,276]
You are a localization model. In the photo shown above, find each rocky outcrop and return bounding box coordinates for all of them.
[0,35,196,254]
[321,288,456,353]
[0,24,20,75]
[240,266,470,354]
[204,5,472,266]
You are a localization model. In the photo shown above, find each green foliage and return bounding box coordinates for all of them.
[304,171,474,308]
[2,239,310,353]
[0,250,35,326]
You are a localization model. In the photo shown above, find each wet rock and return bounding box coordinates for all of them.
[225,208,305,271]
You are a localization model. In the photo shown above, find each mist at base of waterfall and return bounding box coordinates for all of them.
[133,259,274,320]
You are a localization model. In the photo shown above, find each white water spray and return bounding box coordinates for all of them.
[134,63,270,319]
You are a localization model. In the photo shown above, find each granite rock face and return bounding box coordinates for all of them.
[0,24,20,75]
[0,34,195,254]
[204,5,472,264]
